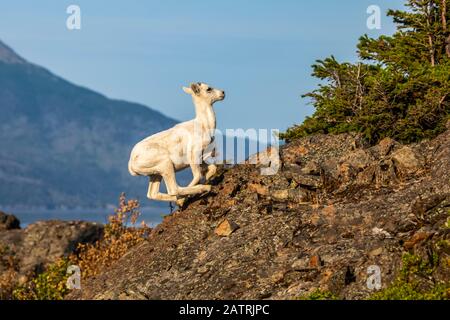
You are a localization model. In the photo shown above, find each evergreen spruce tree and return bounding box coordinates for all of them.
[282,0,450,144]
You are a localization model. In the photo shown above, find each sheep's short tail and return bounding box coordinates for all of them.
[128,160,139,176]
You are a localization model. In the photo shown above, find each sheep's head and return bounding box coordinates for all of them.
[183,82,225,104]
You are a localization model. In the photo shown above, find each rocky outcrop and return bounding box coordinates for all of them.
[69,124,450,300]
[0,220,103,278]
[0,212,20,231]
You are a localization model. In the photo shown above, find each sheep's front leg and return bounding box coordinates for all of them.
[161,163,209,203]
[205,164,217,181]
[182,163,211,194]
[188,163,202,187]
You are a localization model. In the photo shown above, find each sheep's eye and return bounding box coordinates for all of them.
[206,87,212,92]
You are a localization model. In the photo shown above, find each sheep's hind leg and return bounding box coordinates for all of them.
[177,184,211,196]
[162,164,211,198]
[147,175,177,202]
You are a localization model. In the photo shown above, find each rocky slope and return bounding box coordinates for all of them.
[69,123,450,300]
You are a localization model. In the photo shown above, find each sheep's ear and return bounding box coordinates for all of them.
[190,83,201,95]
[183,86,193,95]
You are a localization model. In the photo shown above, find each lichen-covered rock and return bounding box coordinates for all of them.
[68,124,450,300]
[214,219,239,237]
[391,146,424,175]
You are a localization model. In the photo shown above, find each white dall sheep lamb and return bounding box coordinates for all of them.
[128,82,225,205]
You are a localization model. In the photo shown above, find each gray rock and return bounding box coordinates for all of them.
[0,211,20,230]
[0,220,103,276]
[391,146,424,175]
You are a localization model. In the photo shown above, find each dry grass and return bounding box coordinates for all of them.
[73,193,151,278]
[0,244,19,299]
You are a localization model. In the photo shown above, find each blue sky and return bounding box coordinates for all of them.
[0,0,405,133]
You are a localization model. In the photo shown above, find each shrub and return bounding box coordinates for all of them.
[0,244,19,300]
[13,258,71,300]
[73,193,151,278]
[298,289,339,300]
[369,253,450,300]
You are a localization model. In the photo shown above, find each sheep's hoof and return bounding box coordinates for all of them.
[205,166,217,181]
[176,198,186,207]
[205,172,215,181]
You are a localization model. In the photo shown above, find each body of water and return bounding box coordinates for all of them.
[1,205,173,228]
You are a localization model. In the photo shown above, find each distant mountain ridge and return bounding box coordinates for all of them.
[0,41,26,64]
[0,40,179,208]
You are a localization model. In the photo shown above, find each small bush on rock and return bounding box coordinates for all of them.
[0,244,19,299]
[13,258,70,300]
[370,253,450,300]
[298,289,339,300]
